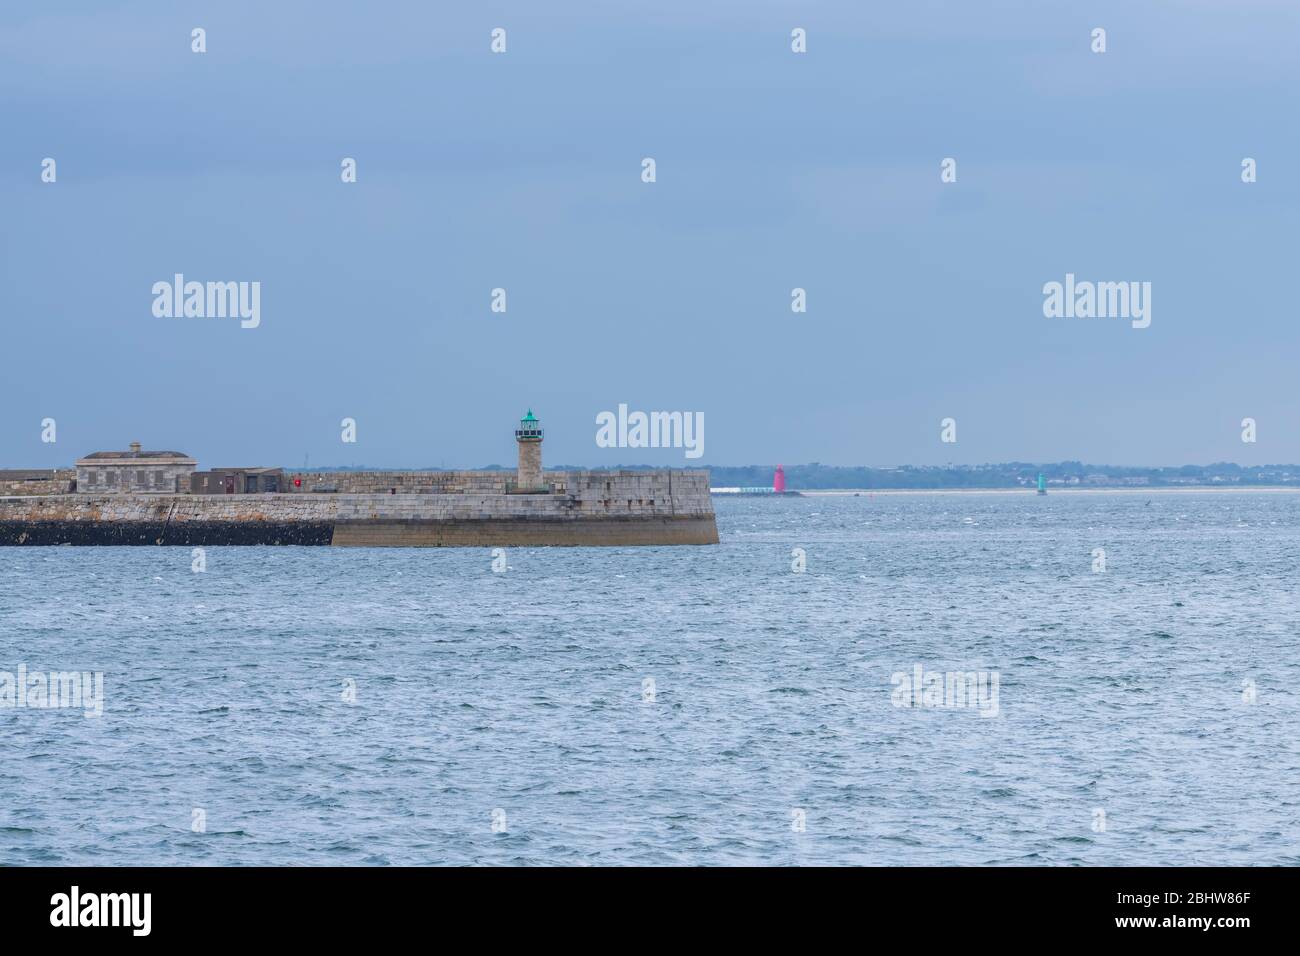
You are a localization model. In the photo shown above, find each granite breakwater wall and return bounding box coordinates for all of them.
[0,471,719,547]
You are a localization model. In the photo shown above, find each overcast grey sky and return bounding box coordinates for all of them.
[2,1,1297,468]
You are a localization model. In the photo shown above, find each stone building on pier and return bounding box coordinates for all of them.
[75,442,196,493]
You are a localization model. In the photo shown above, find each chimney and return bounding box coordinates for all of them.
[129,442,142,456]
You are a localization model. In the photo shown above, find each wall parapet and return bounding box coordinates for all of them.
[0,469,76,497]
[285,469,711,504]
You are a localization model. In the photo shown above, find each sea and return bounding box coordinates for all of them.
[2,491,1297,865]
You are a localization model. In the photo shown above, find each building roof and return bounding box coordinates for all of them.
[77,450,195,462]
[80,451,190,460]
[522,409,538,422]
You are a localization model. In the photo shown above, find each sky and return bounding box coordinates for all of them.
[2,1,1298,469]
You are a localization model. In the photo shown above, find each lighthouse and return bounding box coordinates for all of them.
[515,409,544,490]
[773,464,786,494]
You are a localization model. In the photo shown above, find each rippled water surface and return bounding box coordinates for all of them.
[2,492,1298,865]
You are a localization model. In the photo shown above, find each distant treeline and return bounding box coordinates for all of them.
[703,462,1300,489]
[305,461,1300,489]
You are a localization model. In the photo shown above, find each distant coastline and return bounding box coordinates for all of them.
[798,486,1300,496]
[703,462,1300,492]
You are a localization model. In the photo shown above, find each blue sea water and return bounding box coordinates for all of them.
[1,492,1297,866]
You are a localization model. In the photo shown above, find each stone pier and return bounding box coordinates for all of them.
[0,471,719,547]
